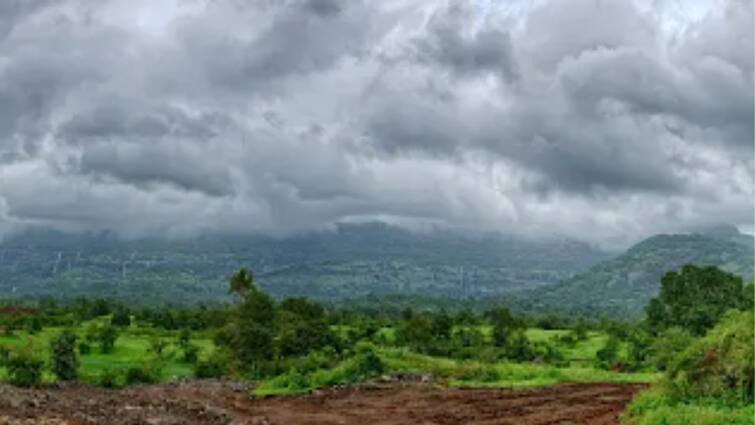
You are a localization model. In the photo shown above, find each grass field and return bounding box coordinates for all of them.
[0,323,214,384]
[253,346,659,396]
[1,323,657,394]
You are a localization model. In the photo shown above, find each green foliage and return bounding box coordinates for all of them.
[595,335,620,370]
[6,350,43,387]
[623,387,754,425]
[98,368,120,388]
[125,365,158,385]
[229,268,254,296]
[395,314,434,353]
[505,330,533,362]
[110,309,131,327]
[216,271,277,371]
[276,297,338,358]
[194,355,228,379]
[666,309,754,402]
[148,337,169,356]
[648,327,694,371]
[78,341,91,355]
[50,330,79,381]
[647,265,749,336]
[89,324,119,353]
[24,316,42,334]
[489,306,519,347]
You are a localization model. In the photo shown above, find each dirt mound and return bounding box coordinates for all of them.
[0,380,646,425]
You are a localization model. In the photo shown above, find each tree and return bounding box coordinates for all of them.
[217,269,276,372]
[276,298,337,358]
[647,265,748,336]
[229,268,254,297]
[7,352,43,387]
[110,309,131,327]
[430,309,452,340]
[488,306,518,347]
[395,314,434,353]
[50,330,79,381]
[595,335,620,369]
[89,324,119,353]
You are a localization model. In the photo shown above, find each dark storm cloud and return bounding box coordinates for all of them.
[0,0,751,247]
[411,2,518,81]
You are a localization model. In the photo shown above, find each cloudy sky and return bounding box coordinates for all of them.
[0,0,752,249]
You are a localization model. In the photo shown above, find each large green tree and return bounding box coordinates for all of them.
[218,268,276,371]
[646,265,750,336]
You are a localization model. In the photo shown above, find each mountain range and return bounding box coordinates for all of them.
[0,222,751,318]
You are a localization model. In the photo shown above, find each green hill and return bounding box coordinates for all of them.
[514,227,754,318]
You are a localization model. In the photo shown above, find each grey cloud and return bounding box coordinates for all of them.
[0,0,751,248]
[411,2,518,81]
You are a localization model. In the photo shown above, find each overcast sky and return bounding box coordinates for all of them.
[0,0,752,249]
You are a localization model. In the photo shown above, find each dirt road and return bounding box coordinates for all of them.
[0,380,646,425]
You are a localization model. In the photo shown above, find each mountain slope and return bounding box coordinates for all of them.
[0,223,609,305]
[515,228,754,318]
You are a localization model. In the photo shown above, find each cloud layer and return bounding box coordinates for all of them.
[0,0,752,248]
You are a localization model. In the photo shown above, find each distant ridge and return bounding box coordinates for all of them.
[0,222,609,305]
[515,227,754,318]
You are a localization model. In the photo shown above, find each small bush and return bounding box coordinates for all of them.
[98,369,120,388]
[182,344,199,363]
[125,366,158,385]
[0,346,10,366]
[110,310,131,327]
[50,330,79,381]
[595,336,620,370]
[456,364,500,383]
[24,316,43,335]
[7,352,43,387]
[194,356,228,379]
[78,342,91,355]
[343,348,384,382]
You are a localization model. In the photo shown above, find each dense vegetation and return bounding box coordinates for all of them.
[622,266,754,425]
[1,263,751,425]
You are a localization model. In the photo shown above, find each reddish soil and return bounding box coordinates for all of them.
[0,306,38,317]
[0,380,646,425]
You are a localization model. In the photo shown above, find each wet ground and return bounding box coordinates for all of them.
[0,379,646,425]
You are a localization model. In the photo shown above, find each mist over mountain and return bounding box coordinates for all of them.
[0,222,610,305]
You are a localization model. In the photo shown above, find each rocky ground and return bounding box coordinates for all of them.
[0,379,646,425]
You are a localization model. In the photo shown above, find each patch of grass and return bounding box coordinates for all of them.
[622,388,754,425]
[0,324,214,384]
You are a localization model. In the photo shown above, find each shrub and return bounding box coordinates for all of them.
[0,346,10,366]
[595,336,620,370]
[648,327,694,371]
[98,369,120,388]
[182,344,199,363]
[666,309,753,402]
[87,324,119,353]
[110,310,131,327]
[7,352,43,387]
[24,316,42,334]
[456,364,500,383]
[148,337,169,356]
[194,357,228,379]
[125,366,158,385]
[78,342,91,355]
[50,330,79,381]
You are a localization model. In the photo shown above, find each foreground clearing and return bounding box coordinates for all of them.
[0,380,646,425]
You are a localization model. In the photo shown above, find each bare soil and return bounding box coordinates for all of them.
[0,380,646,425]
